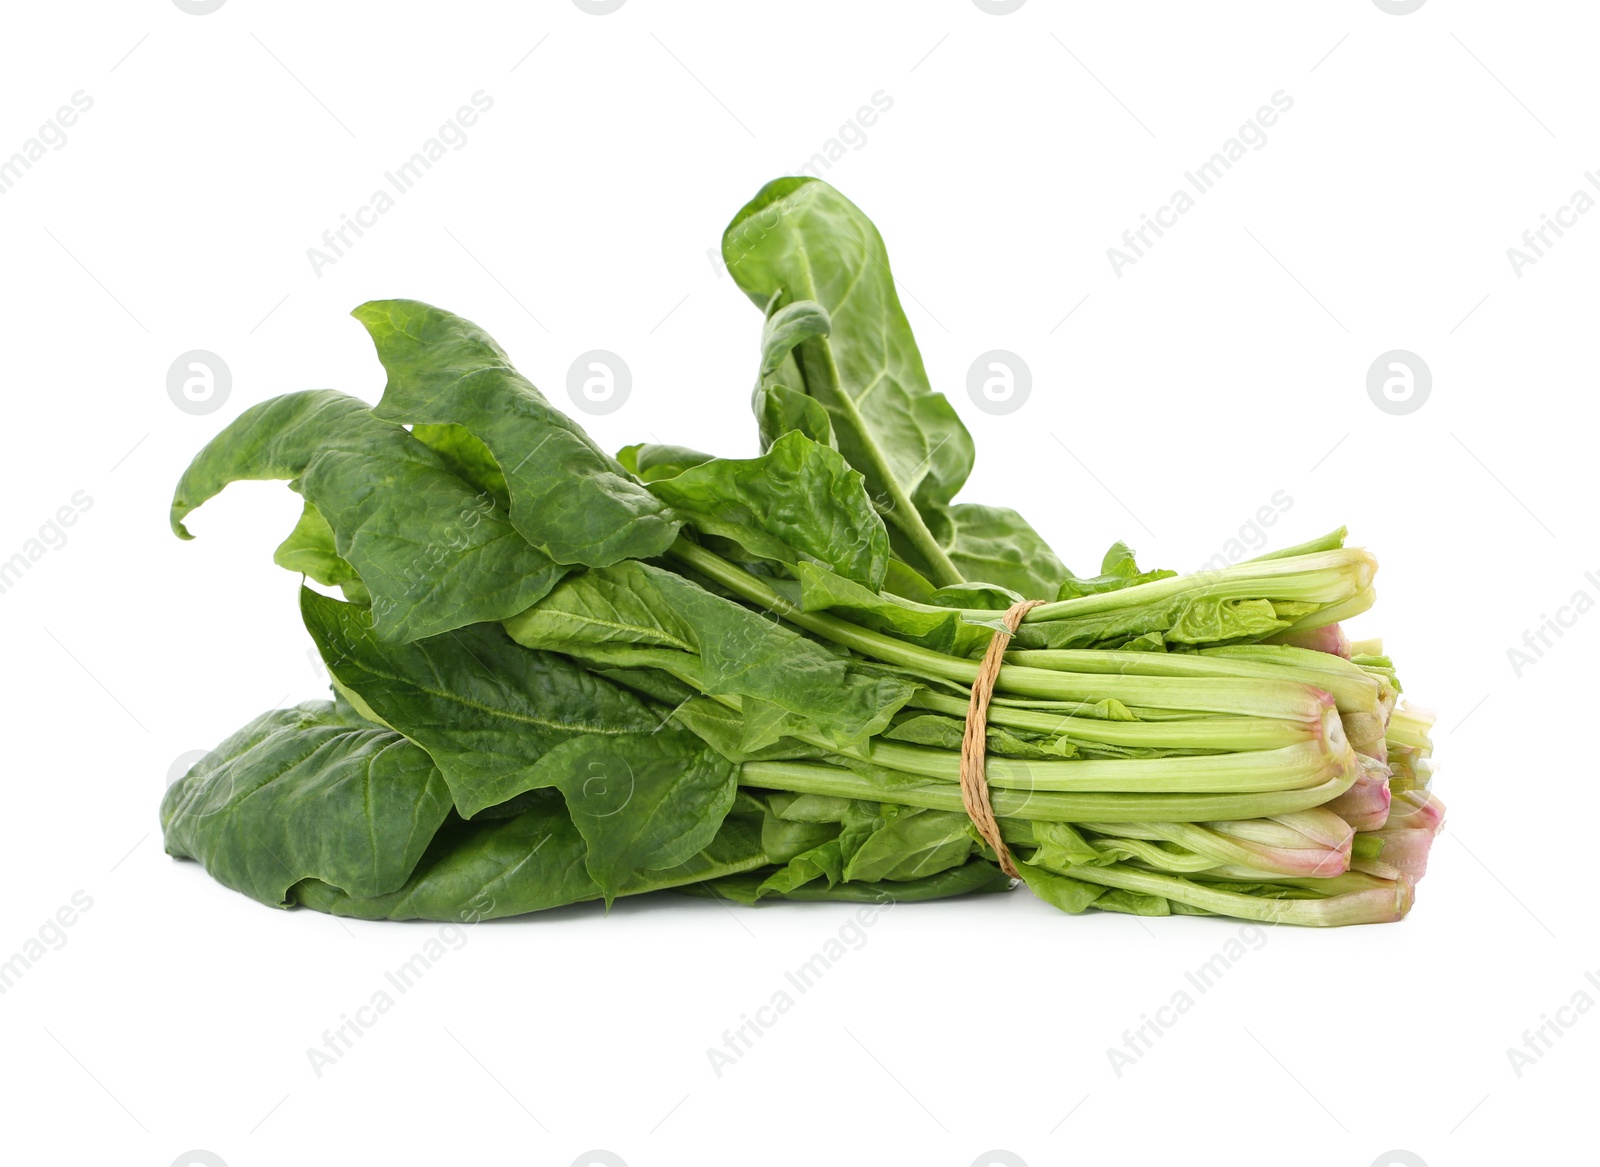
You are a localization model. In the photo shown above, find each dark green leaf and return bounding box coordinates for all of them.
[930,503,1069,599]
[544,731,740,903]
[299,588,661,817]
[354,299,681,567]
[1055,541,1177,601]
[503,559,915,748]
[161,701,453,908]
[723,178,973,585]
[171,389,564,641]
[644,432,889,588]
[293,795,769,921]
[411,422,510,510]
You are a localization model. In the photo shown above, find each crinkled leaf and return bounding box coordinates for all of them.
[795,562,1003,658]
[616,443,714,483]
[273,500,369,602]
[503,559,915,748]
[929,503,1069,599]
[841,806,976,883]
[353,298,681,566]
[543,731,740,904]
[411,422,510,509]
[1056,542,1177,601]
[161,701,453,908]
[299,588,661,817]
[293,793,768,921]
[171,389,564,641]
[644,432,888,588]
[724,178,972,584]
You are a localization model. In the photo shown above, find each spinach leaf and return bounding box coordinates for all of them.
[1055,541,1176,600]
[930,503,1071,599]
[723,180,1070,597]
[161,701,453,908]
[273,500,369,602]
[411,422,511,509]
[171,389,565,641]
[503,559,916,748]
[293,796,769,921]
[299,588,662,818]
[541,731,740,903]
[794,562,1002,658]
[723,178,973,585]
[642,432,889,588]
[616,443,714,482]
[353,299,681,567]
[691,859,1009,904]
[841,805,977,883]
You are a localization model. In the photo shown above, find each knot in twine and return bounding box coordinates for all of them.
[959,598,1044,879]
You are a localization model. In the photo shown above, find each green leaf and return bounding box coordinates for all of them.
[840,805,976,883]
[273,500,369,602]
[723,178,973,586]
[171,389,565,641]
[161,701,453,908]
[1167,597,1293,644]
[881,714,1079,760]
[299,587,662,818]
[794,562,1002,658]
[928,580,1025,612]
[693,858,1009,904]
[616,443,714,483]
[644,432,889,588]
[1016,863,1108,914]
[754,383,836,452]
[292,792,769,921]
[759,298,832,379]
[353,299,681,567]
[545,731,740,903]
[931,503,1069,599]
[503,559,916,748]
[1056,542,1177,601]
[411,422,510,509]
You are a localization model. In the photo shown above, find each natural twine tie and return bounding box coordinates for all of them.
[960,598,1044,879]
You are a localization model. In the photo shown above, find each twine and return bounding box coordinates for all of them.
[959,598,1044,879]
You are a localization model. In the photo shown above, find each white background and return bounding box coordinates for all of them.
[0,2,1592,1165]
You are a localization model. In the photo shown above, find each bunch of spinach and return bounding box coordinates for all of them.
[162,178,1440,926]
